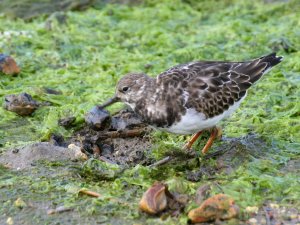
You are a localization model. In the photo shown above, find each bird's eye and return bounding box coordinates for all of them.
[122,86,129,92]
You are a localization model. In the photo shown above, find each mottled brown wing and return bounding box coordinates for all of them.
[157,53,282,118]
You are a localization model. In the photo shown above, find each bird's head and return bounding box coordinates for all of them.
[100,73,150,109]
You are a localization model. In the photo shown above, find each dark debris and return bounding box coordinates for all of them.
[69,108,154,166]
[3,92,39,116]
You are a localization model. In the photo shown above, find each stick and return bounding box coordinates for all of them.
[96,128,146,139]
[47,206,73,215]
[149,156,172,168]
[79,189,101,197]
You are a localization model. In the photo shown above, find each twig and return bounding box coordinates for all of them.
[47,206,73,215]
[99,156,117,164]
[79,189,101,197]
[203,148,227,159]
[149,156,172,168]
[213,181,224,193]
[96,128,146,139]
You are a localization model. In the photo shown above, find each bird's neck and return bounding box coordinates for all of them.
[127,77,156,111]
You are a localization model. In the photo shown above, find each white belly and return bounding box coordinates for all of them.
[159,96,246,135]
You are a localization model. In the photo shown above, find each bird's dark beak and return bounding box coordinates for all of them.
[100,95,120,108]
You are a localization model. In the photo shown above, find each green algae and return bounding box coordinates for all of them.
[0,0,300,224]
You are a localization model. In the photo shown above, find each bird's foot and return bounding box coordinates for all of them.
[184,127,222,156]
[201,127,219,155]
[184,131,203,150]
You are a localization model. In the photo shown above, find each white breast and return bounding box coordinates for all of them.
[159,95,246,135]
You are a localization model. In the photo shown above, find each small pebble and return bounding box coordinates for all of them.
[100,144,114,156]
[68,144,88,160]
[6,217,13,225]
[245,206,259,214]
[58,116,76,128]
[14,198,27,208]
[0,54,20,75]
[270,203,280,209]
[12,149,19,154]
[248,218,257,224]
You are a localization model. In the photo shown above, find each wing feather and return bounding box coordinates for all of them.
[156,53,282,118]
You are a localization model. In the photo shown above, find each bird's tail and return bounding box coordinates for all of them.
[233,52,283,84]
[259,52,283,69]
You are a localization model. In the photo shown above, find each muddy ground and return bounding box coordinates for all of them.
[1,128,299,224]
[0,109,299,224]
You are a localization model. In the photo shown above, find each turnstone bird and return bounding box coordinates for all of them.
[101,53,283,154]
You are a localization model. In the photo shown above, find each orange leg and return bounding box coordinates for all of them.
[201,127,219,154]
[184,131,203,150]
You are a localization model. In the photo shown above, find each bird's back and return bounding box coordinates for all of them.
[156,53,283,119]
